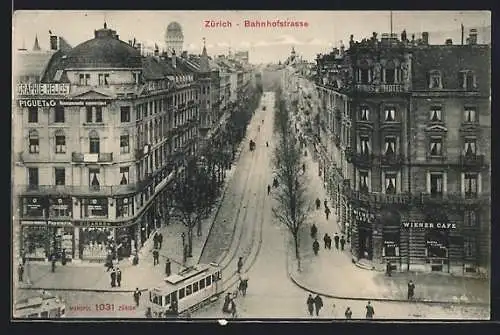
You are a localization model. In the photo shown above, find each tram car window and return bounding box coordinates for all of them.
[193,282,199,293]
[206,276,212,286]
[186,285,192,296]
[200,279,206,289]
[179,288,185,299]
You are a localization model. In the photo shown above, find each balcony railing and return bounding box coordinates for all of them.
[350,152,374,167]
[345,189,411,205]
[72,152,113,163]
[459,154,485,167]
[416,192,490,206]
[380,153,405,166]
[355,84,404,93]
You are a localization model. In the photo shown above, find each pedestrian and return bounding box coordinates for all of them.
[18,263,24,282]
[324,199,328,209]
[313,294,323,316]
[334,233,340,250]
[302,163,306,174]
[153,249,159,266]
[323,233,329,249]
[315,198,321,210]
[116,267,122,287]
[331,303,337,318]
[408,280,415,300]
[340,235,346,251]
[230,299,237,318]
[325,206,330,220]
[386,261,392,277]
[310,224,318,239]
[312,239,320,256]
[365,301,375,319]
[327,235,332,249]
[266,141,269,147]
[242,278,248,296]
[237,257,243,273]
[133,288,142,307]
[158,233,163,249]
[106,253,114,271]
[145,307,152,318]
[110,268,116,288]
[344,307,352,319]
[165,258,171,277]
[153,233,158,249]
[51,254,56,273]
[22,250,26,266]
[267,184,271,195]
[223,293,232,313]
[61,249,67,266]
[306,294,315,316]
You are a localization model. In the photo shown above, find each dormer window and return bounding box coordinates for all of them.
[133,72,140,84]
[428,70,442,89]
[79,73,90,86]
[429,106,442,122]
[98,73,109,85]
[459,70,476,90]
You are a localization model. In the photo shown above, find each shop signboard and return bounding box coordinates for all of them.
[401,222,457,229]
[26,197,43,210]
[17,83,70,96]
[47,221,72,226]
[58,100,108,107]
[21,220,47,225]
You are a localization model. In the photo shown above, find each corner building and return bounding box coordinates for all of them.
[14,24,199,262]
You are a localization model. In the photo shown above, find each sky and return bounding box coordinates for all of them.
[12,10,491,64]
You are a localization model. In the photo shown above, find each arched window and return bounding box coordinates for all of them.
[89,130,100,154]
[54,129,66,154]
[28,129,39,153]
[428,70,442,89]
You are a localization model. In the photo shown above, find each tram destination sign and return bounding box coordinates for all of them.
[401,221,457,229]
[17,83,70,96]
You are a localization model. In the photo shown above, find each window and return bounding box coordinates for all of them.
[54,106,65,123]
[206,276,212,287]
[98,73,110,85]
[463,138,477,156]
[199,279,206,289]
[464,210,478,227]
[459,71,476,90]
[464,237,476,257]
[55,168,65,185]
[384,137,396,156]
[385,68,395,84]
[121,106,131,122]
[464,107,477,123]
[179,288,185,299]
[89,131,100,154]
[384,108,395,122]
[116,197,133,218]
[429,71,442,89]
[464,173,478,197]
[79,73,90,86]
[430,173,443,197]
[29,130,39,153]
[119,167,129,185]
[359,171,369,193]
[28,107,38,123]
[28,167,38,187]
[185,285,192,296]
[360,107,370,121]
[86,107,93,123]
[385,173,397,194]
[120,135,130,154]
[430,106,442,122]
[360,136,370,155]
[55,134,66,153]
[89,168,100,189]
[429,137,443,156]
[360,69,370,84]
[193,282,199,293]
[95,107,103,123]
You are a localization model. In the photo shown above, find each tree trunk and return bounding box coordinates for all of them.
[293,232,301,272]
[197,217,202,237]
[187,227,193,257]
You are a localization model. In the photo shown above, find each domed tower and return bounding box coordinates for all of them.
[165,22,184,55]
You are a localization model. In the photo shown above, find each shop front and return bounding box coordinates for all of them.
[426,228,450,272]
[115,225,136,258]
[76,222,115,261]
[22,196,46,218]
[48,196,72,218]
[379,209,402,270]
[352,207,376,260]
[21,220,74,260]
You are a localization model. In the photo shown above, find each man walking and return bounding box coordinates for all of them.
[153,249,159,266]
[116,267,122,287]
[315,198,321,210]
[344,307,352,319]
[312,239,320,256]
[306,294,314,316]
[153,233,158,249]
[165,258,171,277]
[324,199,328,209]
[365,301,375,319]
[408,280,415,300]
[323,233,329,249]
[313,294,323,316]
[267,184,271,195]
[110,268,116,288]
[326,234,332,249]
[18,263,24,282]
[237,257,243,273]
[340,235,346,251]
[133,288,142,307]
[325,206,331,220]
[158,233,163,249]
[334,233,340,250]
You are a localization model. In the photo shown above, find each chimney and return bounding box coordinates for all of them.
[181,50,188,58]
[50,35,58,50]
[445,39,453,45]
[468,28,477,45]
[172,49,177,68]
[422,32,429,45]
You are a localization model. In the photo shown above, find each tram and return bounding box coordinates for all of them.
[147,263,222,317]
[14,291,66,318]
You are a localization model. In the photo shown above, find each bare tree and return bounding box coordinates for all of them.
[171,157,211,259]
[272,89,309,271]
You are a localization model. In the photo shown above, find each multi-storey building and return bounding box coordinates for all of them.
[313,29,490,275]
[14,24,199,262]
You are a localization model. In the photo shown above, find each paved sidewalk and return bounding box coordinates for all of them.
[18,164,239,293]
[287,145,490,306]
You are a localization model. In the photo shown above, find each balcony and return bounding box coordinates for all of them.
[350,152,374,167]
[459,154,485,168]
[417,192,490,206]
[345,189,411,205]
[354,84,404,93]
[72,152,113,163]
[380,153,405,166]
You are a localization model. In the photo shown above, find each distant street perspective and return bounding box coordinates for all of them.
[13,11,490,320]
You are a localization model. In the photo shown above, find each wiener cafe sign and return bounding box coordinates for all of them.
[401,222,457,229]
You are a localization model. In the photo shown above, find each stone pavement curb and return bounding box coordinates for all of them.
[16,286,149,293]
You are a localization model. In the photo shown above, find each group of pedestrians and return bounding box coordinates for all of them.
[108,266,122,288]
[311,224,346,256]
[306,294,375,319]
[315,198,331,220]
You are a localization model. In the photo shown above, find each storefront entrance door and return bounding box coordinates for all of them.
[358,228,373,260]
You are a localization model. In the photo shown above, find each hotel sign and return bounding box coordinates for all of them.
[17,83,70,96]
[402,222,457,229]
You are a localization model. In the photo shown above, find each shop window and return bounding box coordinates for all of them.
[29,130,39,153]
[359,136,370,155]
[359,171,369,193]
[464,173,478,198]
[89,131,100,154]
[428,70,442,89]
[426,229,448,258]
[383,229,400,257]
[384,108,396,122]
[79,227,113,260]
[120,135,130,154]
[464,107,477,123]
[54,168,65,186]
[384,137,396,156]
[121,106,131,123]
[49,197,71,217]
[98,73,110,86]
[89,168,101,190]
[360,107,370,121]
[79,73,90,86]
[23,196,44,217]
[55,134,66,154]
[385,173,397,194]
[430,173,443,197]
[54,106,65,123]
[82,198,108,219]
[464,210,478,227]
[429,137,443,156]
[116,197,133,218]
[28,107,38,123]
[28,167,39,188]
[429,106,442,122]
[464,237,477,257]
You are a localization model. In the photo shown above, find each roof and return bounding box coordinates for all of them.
[167,22,183,34]
[14,51,54,78]
[41,50,70,83]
